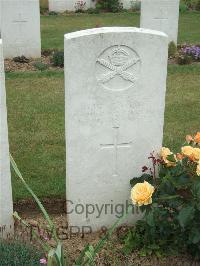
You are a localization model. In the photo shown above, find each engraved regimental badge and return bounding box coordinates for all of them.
[96,45,141,91]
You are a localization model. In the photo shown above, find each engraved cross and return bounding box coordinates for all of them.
[100,127,132,177]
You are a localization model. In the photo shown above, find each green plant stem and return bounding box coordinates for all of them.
[10,154,59,243]
[158,195,182,200]
[13,211,51,252]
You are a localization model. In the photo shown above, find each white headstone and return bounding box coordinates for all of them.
[0,39,14,238]
[65,27,168,231]
[140,0,180,44]
[0,1,2,33]
[1,0,41,58]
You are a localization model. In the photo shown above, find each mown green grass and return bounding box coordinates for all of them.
[0,240,42,266]
[6,65,200,200]
[41,12,200,49]
[6,72,65,200]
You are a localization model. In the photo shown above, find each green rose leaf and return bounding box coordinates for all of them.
[192,181,200,199]
[145,211,154,227]
[177,206,195,228]
[167,154,176,162]
[189,229,200,244]
[130,174,153,187]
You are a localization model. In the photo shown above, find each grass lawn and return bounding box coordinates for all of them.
[6,65,200,201]
[41,11,200,49]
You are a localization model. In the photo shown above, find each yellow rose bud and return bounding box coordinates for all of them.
[131,181,154,206]
[176,153,184,160]
[194,132,200,143]
[186,135,193,143]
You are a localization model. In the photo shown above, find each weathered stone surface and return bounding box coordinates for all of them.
[1,0,41,58]
[0,39,14,238]
[65,27,168,231]
[48,0,67,12]
[0,1,2,33]
[140,0,180,44]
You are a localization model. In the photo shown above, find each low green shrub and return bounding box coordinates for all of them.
[33,61,49,71]
[179,3,188,12]
[49,11,58,15]
[52,51,64,67]
[124,133,200,259]
[168,41,177,58]
[87,7,100,14]
[181,0,200,10]
[40,6,48,15]
[96,0,122,12]
[0,240,42,266]
[177,54,192,65]
[13,56,29,64]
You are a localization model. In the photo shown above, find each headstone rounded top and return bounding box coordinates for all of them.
[64,27,168,40]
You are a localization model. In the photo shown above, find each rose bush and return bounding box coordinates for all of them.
[124,133,200,259]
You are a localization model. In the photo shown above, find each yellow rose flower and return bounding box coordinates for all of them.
[192,148,200,161]
[160,147,171,158]
[160,147,176,167]
[194,132,200,143]
[181,146,200,162]
[131,181,154,206]
[181,146,194,157]
[196,162,200,176]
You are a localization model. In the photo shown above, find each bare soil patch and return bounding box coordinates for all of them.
[14,199,200,265]
[4,55,62,72]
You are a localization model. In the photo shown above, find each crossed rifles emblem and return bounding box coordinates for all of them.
[96,47,140,84]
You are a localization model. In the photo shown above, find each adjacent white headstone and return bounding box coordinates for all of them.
[0,1,2,33]
[1,0,41,58]
[65,27,168,231]
[0,39,14,238]
[140,0,180,44]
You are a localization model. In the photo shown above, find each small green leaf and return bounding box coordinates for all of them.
[192,181,200,199]
[190,230,200,244]
[177,206,195,227]
[145,211,154,227]
[167,154,176,162]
